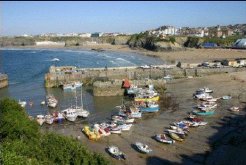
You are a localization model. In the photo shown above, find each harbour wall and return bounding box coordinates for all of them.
[0,74,8,89]
[45,65,246,88]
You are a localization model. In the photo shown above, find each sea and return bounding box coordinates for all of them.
[0,48,163,122]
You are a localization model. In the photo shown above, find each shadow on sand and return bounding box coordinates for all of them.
[146,105,246,165]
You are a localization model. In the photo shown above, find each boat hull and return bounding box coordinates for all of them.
[134,96,159,102]
[140,106,159,112]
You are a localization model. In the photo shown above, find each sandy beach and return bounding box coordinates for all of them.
[42,71,246,165]
[6,44,246,64]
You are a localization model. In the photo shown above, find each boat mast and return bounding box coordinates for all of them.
[81,85,83,109]
[75,89,77,109]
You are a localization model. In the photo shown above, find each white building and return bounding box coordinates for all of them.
[35,41,65,46]
[79,33,91,38]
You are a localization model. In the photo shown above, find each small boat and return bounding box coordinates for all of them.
[169,132,184,142]
[222,95,232,100]
[229,106,240,112]
[45,114,54,125]
[163,75,173,81]
[135,142,152,153]
[134,95,159,102]
[63,83,76,91]
[82,126,101,141]
[139,102,160,113]
[94,124,111,137]
[52,112,64,123]
[46,95,58,108]
[74,81,82,88]
[166,129,186,135]
[118,124,133,131]
[18,100,27,108]
[61,108,78,122]
[107,146,126,160]
[155,134,175,144]
[110,127,122,134]
[36,115,45,126]
[192,110,215,116]
[40,101,45,105]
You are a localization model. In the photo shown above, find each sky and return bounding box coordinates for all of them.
[1,1,246,36]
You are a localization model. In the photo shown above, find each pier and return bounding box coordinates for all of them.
[0,73,8,89]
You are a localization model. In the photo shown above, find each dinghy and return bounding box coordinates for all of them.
[155,134,175,144]
[135,142,152,153]
[192,110,215,116]
[107,146,126,160]
[36,115,45,126]
[169,132,184,142]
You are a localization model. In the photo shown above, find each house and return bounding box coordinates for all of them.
[228,60,239,67]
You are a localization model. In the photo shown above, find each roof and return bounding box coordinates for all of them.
[233,39,246,48]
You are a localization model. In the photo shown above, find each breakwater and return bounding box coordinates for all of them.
[45,65,246,88]
[0,73,8,89]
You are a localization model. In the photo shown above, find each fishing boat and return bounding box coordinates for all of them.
[155,134,175,144]
[135,142,152,153]
[169,132,184,142]
[139,102,160,113]
[82,125,101,141]
[118,124,133,131]
[110,127,122,134]
[61,108,78,122]
[134,95,159,102]
[36,115,45,126]
[127,85,139,95]
[94,124,111,137]
[44,114,54,125]
[107,146,126,160]
[51,58,60,61]
[18,100,27,107]
[166,129,186,135]
[192,110,215,116]
[46,95,58,108]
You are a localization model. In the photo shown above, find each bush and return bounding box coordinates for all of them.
[0,98,110,165]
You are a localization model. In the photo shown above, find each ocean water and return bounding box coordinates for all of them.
[0,48,163,120]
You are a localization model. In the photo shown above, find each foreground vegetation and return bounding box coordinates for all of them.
[0,98,110,165]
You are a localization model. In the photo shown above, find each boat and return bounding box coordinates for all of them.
[118,124,133,131]
[107,146,126,160]
[163,75,173,81]
[74,81,82,88]
[166,129,186,135]
[61,108,78,122]
[51,58,60,61]
[222,95,232,100]
[134,95,160,102]
[82,125,101,141]
[229,106,240,112]
[36,115,45,126]
[63,83,76,91]
[110,127,122,134]
[18,100,27,108]
[155,134,175,144]
[44,114,54,125]
[135,142,152,153]
[94,124,111,137]
[40,101,45,105]
[192,110,215,116]
[139,102,160,113]
[52,112,65,123]
[46,95,58,108]
[196,87,213,93]
[169,132,184,142]
[126,85,139,95]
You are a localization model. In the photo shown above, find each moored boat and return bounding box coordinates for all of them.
[61,108,78,122]
[192,110,215,116]
[155,134,175,144]
[107,146,126,160]
[169,132,184,142]
[135,142,152,153]
[44,114,54,125]
[36,115,45,126]
[82,125,101,140]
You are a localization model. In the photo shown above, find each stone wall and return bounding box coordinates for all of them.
[0,74,8,89]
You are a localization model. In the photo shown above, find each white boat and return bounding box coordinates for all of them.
[222,95,232,100]
[166,129,186,135]
[75,86,90,118]
[74,81,83,88]
[40,101,45,105]
[229,106,240,112]
[63,83,76,91]
[110,127,122,134]
[107,146,126,160]
[196,87,213,93]
[52,112,65,123]
[135,142,152,153]
[46,95,58,108]
[61,108,78,122]
[155,134,175,144]
[18,100,27,108]
[45,114,54,125]
[94,124,111,137]
[118,124,133,131]
[36,115,45,126]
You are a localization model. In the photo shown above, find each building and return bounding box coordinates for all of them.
[79,33,91,38]
[35,41,65,46]
[149,26,177,37]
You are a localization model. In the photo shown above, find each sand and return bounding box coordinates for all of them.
[6,44,246,64]
[42,71,246,165]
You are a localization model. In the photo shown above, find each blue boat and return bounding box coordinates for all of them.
[192,110,215,116]
[139,105,160,112]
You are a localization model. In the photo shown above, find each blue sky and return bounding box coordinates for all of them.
[1,1,246,36]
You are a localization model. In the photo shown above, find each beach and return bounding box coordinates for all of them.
[42,70,246,165]
[9,44,246,64]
